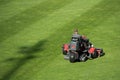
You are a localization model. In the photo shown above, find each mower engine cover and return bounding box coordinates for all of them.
[70,36,81,51]
[69,41,79,51]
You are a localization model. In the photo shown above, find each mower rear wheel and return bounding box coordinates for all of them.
[100,49,105,56]
[91,51,98,58]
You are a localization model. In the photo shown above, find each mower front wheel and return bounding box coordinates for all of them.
[69,52,78,63]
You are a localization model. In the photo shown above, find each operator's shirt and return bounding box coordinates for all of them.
[72,34,81,38]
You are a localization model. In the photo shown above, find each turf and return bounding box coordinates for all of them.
[0,0,120,80]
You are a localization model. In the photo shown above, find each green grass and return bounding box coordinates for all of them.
[0,0,120,80]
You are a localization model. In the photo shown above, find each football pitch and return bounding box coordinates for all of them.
[0,0,120,80]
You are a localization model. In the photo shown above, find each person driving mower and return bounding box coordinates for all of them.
[72,29,92,50]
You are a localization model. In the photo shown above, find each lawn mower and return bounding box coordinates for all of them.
[62,35,105,63]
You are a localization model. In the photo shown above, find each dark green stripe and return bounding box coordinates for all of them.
[61,0,120,34]
[0,0,73,43]
[0,0,12,6]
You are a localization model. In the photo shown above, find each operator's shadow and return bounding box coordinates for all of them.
[1,40,47,80]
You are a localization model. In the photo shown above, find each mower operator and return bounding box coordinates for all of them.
[72,29,92,50]
[72,29,81,38]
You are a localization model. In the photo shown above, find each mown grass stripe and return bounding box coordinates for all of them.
[0,0,73,43]
[63,0,120,32]
[0,0,12,6]
[0,0,46,22]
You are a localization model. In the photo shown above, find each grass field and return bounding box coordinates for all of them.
[0,0,120,80]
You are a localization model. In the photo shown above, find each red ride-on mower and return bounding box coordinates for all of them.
[62,36,105,63]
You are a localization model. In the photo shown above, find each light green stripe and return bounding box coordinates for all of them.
[0,0,46,22]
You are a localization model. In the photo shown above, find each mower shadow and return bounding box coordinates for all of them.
[1,40,46,80]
